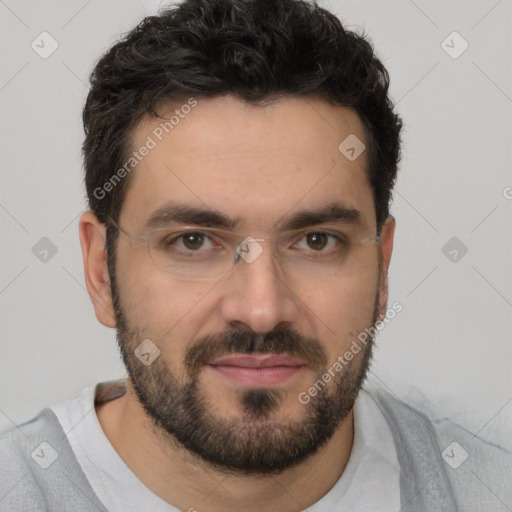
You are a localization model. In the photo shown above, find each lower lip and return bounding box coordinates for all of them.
[207,364,304,387]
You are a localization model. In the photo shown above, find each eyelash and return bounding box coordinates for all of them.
[164,230,347,252]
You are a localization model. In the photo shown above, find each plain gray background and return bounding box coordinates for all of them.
[1,0,511,446]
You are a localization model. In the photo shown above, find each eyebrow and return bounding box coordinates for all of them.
[276,201,368,231]
[143,202,241,231]
[142,200,368,232]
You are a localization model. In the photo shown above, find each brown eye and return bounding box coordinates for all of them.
[306,233,329,250]
[182,233,205,250]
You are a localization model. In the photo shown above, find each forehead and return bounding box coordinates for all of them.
[121,94,374,230]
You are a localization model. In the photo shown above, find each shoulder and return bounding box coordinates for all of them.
[366,388,512,511]
[0,408,108,512]
[0,410,59,509]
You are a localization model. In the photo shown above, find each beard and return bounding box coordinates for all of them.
[108,248,381,475]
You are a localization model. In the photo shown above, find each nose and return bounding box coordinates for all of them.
[219,240,300,334]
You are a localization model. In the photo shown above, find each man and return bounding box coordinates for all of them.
[1,0,510,510]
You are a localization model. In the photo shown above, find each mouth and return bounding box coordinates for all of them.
[206,354,306,387]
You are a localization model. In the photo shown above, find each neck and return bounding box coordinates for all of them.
[96,380,355,512]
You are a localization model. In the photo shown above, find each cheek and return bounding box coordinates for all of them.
[303,254,378,309]
[117,256,220,364]
[132,280,211,335]
[118,245,193,321]
[300,267,379,357]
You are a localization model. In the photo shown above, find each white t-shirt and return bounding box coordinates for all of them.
[50,381,401,511]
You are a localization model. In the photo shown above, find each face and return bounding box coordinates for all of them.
[107,94,392,474]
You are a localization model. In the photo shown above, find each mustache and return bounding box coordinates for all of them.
[185,327,328,376]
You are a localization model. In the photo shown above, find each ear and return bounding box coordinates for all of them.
[376,215,396,322]
[79,210,116,328]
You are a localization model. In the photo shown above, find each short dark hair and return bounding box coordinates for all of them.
[83,0,402,233]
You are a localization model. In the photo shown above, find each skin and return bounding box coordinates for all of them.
[79,94,395,511]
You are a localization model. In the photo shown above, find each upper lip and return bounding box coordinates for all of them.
[208,354,305,368]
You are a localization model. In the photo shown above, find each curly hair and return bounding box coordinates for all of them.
[83,0,402,234]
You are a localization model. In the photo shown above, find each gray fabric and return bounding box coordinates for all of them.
[1,390,510,511]
[0,409,108,512]
[371,391,457,511]
[372,390,512,512]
